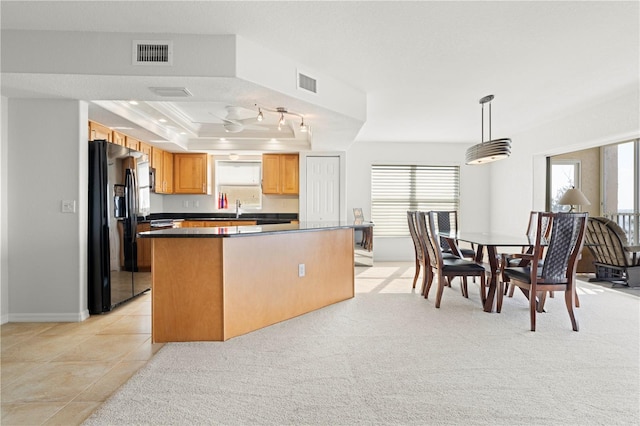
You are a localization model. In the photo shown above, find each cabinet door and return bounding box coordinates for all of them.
[138,141,152,158]
[112,131,126,146]
[89,121,112,142]
[163,151,174,194]
[125,136,139,151]
[281,154,299,194]
[174,153,209,194]
[137,223,152,270]
[151,148,164,193]
[262,154,281,194]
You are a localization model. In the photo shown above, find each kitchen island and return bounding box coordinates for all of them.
[139,223,355,342]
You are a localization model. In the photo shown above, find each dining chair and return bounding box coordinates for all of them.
[420,211,487,308]
[407,211,428,291]
[433,210,476,260]
[503,211,552,297]
[500,212,588,331]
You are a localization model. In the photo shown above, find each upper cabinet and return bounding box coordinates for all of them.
[174,153,211,194]
[112,130,126,146]
[138,141,152,158]
[151,147,173,194]
[125,136,139,151]
[262,154,299,195]
[88,121,112,142]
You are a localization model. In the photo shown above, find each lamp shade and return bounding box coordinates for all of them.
[558,187,591,207]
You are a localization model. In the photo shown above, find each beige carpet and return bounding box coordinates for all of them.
[84,264,640,425]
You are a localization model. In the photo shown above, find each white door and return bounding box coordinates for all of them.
[306,156,340,222]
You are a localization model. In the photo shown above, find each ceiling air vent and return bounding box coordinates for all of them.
[133,40,173,65]
[298,72,317,94]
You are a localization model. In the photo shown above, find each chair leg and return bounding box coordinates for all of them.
[537,291,547,313]
[575,291,580,308]
[424,268,434,299]
[480,273,488,308]
[565,290,579,331]
[435,273,445,308]
[529,290,537,331]
[497,280,504,313]
[412,259,421,289]
[508,282,516,298]
[461,277,469,298]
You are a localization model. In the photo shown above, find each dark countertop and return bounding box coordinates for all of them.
[138,212,298,225]
[139,222,356,238]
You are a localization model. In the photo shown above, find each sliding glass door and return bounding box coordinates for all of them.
[602,140,639,244]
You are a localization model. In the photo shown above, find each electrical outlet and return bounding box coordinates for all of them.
[61,200,76,213]
[298,263,305,277]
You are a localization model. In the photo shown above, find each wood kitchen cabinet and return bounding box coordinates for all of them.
[262,153,299,195]
[125,136,139,151]
[151,147,174,194]
[89,121,112,142]
[163,151,174,193]
[138,141,152,158]
[173,153,211,194]
[137,223,152,271]
[112,130,126,146]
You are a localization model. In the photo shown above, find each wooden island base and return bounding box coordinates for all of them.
[150,227,355,342]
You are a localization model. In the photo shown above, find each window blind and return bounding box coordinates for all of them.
[371,165,460,237]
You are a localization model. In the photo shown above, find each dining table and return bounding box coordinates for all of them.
[439,231,536,313]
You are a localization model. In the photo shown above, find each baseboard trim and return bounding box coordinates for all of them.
[8,310,90,323]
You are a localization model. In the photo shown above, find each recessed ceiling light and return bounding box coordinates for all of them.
[128,100,139,105]
[180,132,187,135]
[158,118,167,123]
[220,138,227,142]
[111,126,133,130]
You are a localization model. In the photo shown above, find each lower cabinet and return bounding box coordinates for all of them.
[137,223,152,271]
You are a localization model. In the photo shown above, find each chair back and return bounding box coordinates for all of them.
[585,217,634,267]
[539,212,588,283]
[434,211,459,251]
[407,211,424,262]
[526,211,552,239]
[422,211,444,268]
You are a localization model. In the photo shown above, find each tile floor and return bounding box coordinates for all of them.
[1,291,164,425]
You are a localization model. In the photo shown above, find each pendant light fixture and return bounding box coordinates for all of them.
[465,95,511,165]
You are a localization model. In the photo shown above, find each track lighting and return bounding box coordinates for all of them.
[255,104,309,133]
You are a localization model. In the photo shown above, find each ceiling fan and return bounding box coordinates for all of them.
[208,106,267,133]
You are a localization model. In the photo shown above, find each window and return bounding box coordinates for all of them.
[547,159,580,212]
[371,165,460,237]
[215,160,262,208]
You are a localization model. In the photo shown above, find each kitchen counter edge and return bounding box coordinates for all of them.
[138,222,367,238]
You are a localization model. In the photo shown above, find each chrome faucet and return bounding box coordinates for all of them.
[235,199,241,218]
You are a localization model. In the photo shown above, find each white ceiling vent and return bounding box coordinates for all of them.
[298,72,317,94]
[149,87,193,97]
[133,40,173,65]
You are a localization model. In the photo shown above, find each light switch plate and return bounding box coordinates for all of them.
[298,263,305,277]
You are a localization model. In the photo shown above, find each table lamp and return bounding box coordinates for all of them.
[558,186,591,212]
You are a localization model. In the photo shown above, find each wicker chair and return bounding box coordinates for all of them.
[585,217,640,287]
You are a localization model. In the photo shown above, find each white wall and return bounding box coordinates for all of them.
[6,99,88,322]
[490,86,640,236]
[1,96,8,323]
[346,141,491,261]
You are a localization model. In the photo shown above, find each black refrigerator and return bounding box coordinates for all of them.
[88,140,151,314]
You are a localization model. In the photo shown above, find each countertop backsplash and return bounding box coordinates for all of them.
[150,192,298,215]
